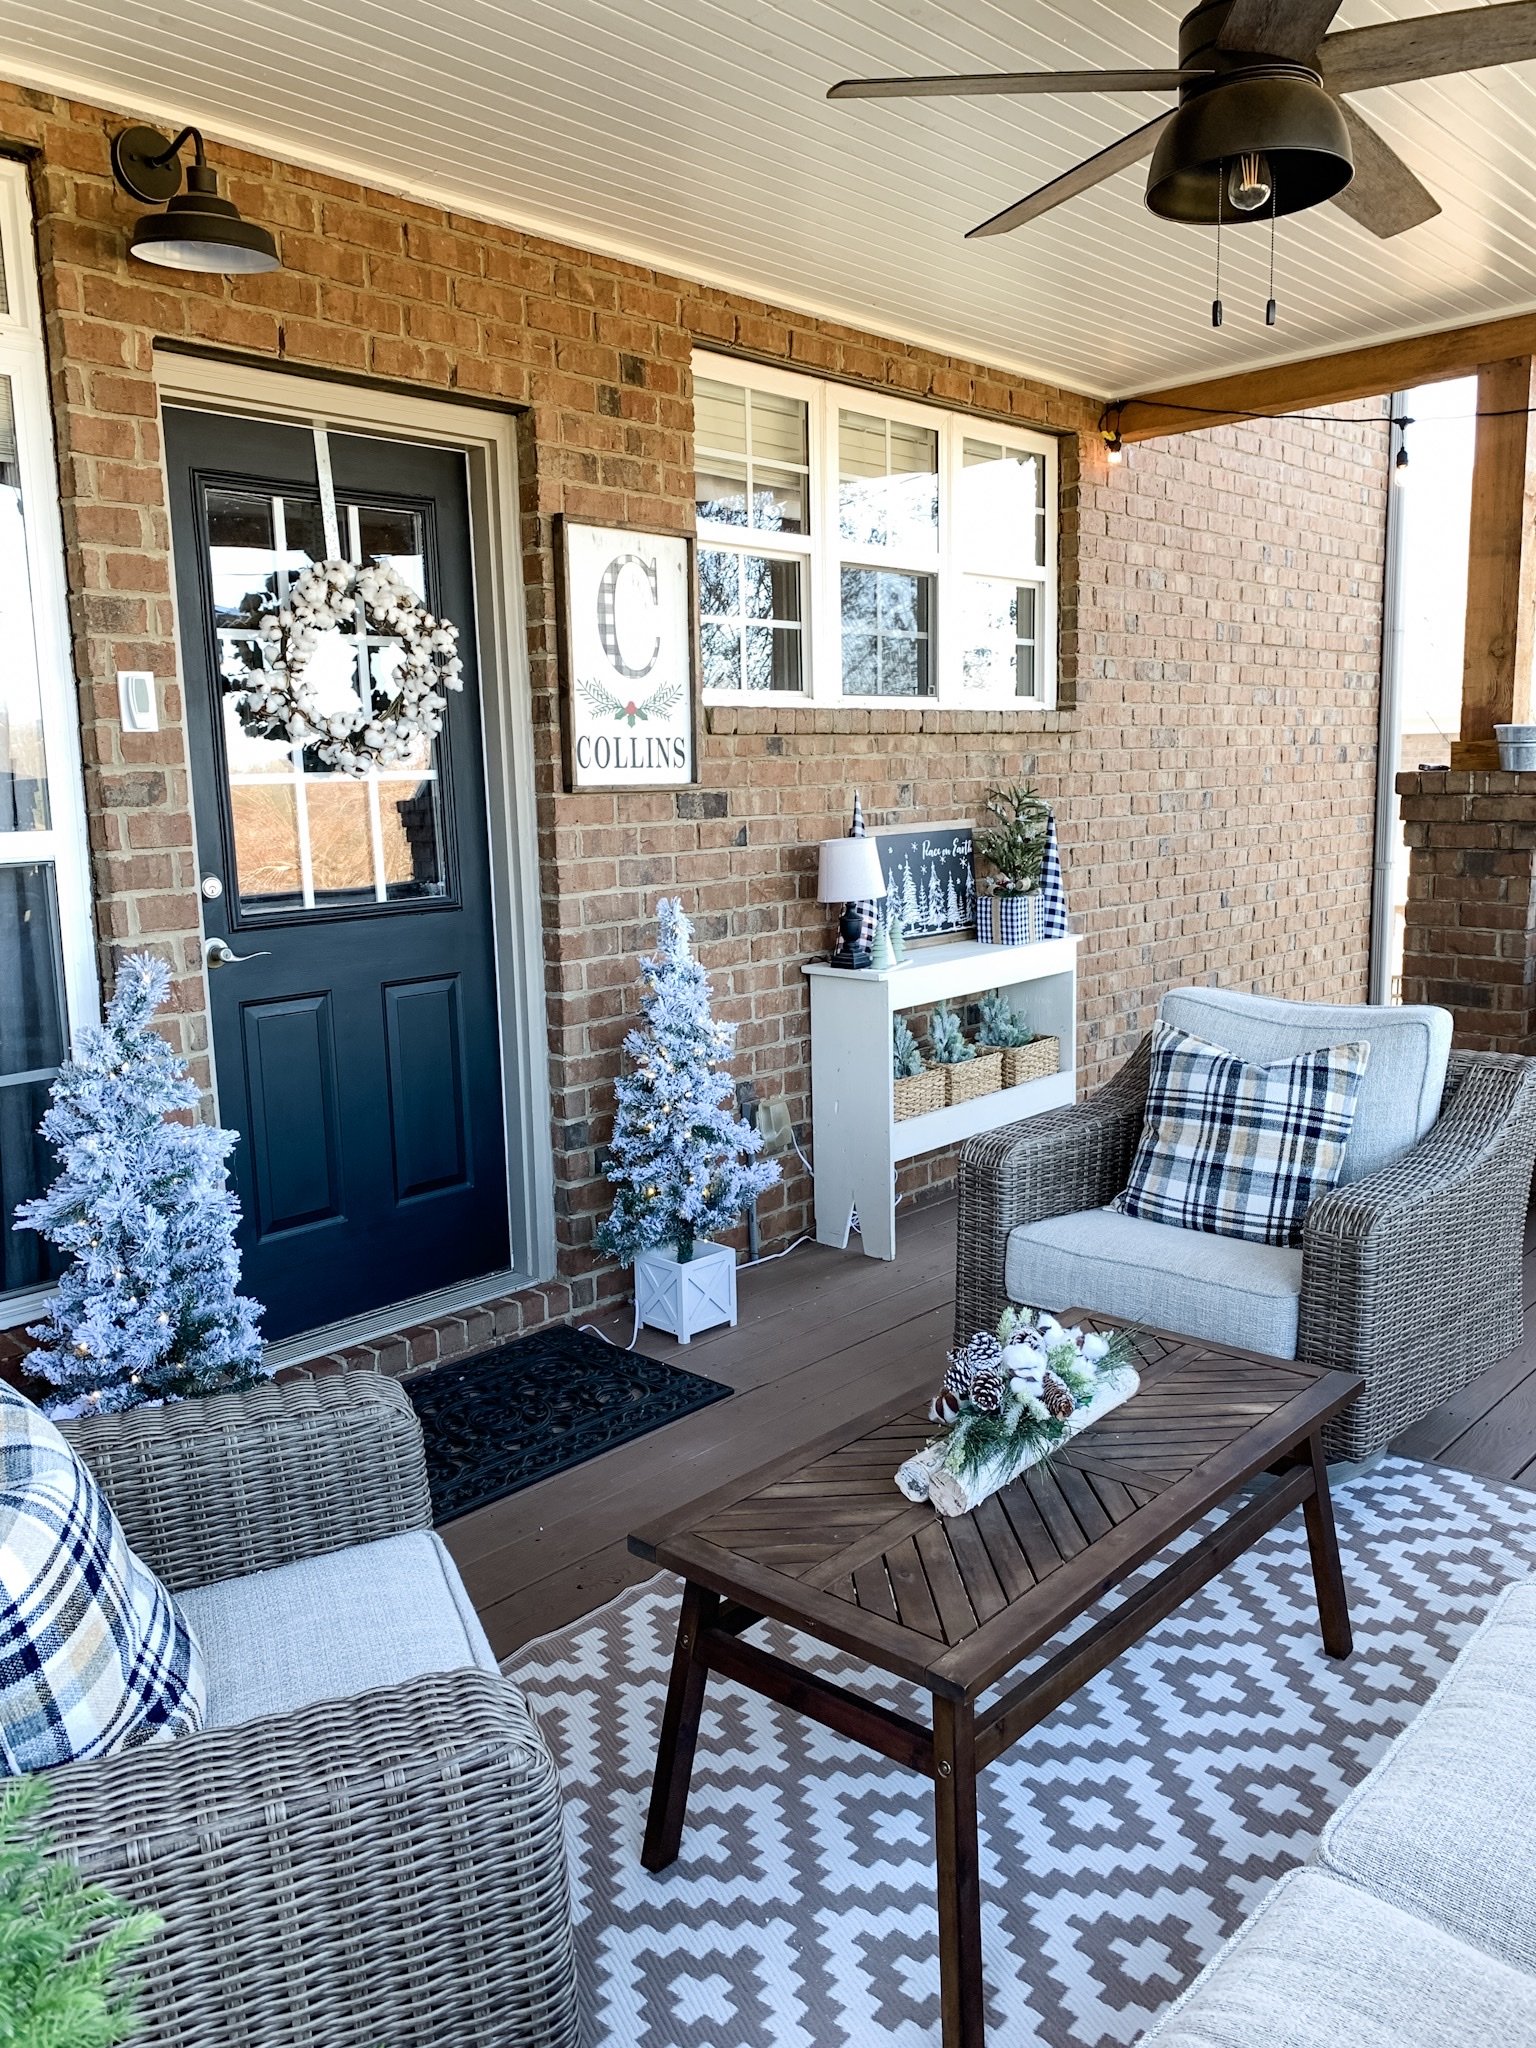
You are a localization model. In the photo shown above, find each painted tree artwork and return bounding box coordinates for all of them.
[873,825,976,941]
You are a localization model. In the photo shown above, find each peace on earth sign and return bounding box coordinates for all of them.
[558,519,697,790]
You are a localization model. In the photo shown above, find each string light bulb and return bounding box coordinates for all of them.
[1393,414,1412,486]
[1104,429,1124,465]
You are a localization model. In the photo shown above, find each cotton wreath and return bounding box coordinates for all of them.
[224,559,463,776]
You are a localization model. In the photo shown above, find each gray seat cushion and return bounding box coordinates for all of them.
[1318,1577,1536,1974]
[1159,987,1451,1185]
[1141,1867,1536,2047]
[180,1530,498,1729]
[1006,1205,1303,1358]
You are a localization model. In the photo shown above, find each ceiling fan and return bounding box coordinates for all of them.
[828,0,1536,239]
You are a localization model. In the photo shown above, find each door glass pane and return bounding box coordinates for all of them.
[841,567,934,698]
[0,862,68,1294]
[208,487,449,916]
[698,546,803,693]
[959,441,1046,569]
[0,376,51,832]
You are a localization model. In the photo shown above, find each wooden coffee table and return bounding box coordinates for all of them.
[629,1320,1362,2048]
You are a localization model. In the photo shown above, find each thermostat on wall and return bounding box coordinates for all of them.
[117,670,158,733]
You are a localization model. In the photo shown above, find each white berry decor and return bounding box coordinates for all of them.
[895,1308,1138,1516]
[224,558,463,776]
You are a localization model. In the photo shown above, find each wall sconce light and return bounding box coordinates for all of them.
[111,125,280,275]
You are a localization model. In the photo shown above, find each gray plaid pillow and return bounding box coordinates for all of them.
[1114,1020,1371,1248]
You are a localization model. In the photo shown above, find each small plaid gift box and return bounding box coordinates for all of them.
[975,892,1046,946]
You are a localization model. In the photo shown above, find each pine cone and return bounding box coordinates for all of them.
[967,1363,1008,1416]
[1041,1371,1076,1421]
[944,1331,1003,1400]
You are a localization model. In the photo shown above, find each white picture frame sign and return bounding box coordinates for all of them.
[557,518,697,790]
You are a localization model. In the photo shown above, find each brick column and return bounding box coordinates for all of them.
[1399,769,1536,1050]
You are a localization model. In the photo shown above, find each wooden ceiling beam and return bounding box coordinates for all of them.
[1107,309,1536,443]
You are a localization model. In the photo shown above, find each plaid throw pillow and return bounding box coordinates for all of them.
[0,1384,205,1775]
[1114,1021,1371,1248]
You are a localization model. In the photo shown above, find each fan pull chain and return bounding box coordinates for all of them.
[1212,175,1224,329]
[1266,191,1278,327]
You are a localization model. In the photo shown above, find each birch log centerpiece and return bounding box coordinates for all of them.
[896,1309,1138,1517]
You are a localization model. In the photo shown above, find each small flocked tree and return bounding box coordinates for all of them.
[928,1003,975,1066]
[596,899,780,1265]
[14,952,266,1415]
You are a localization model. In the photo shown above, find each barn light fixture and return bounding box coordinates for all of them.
[111,124,280,275]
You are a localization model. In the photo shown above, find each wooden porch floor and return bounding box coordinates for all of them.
[446,1198,1536,1661]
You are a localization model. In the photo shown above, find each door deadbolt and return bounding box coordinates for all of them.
[200,875,223,900]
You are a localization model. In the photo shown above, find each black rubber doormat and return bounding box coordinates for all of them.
[404,1324,732,1524]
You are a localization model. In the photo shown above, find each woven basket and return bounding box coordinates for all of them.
[893,1066,946,1120]
[1002,1036,1060,1088]
[944,1048,1006,1105]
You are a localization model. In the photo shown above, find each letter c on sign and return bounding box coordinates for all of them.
[597,552,661,681]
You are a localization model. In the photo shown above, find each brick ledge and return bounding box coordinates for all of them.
[706,704,1076,737]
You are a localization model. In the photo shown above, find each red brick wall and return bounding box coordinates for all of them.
[0,82,1389,1345]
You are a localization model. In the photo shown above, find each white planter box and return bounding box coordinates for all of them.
[634,1239,738,1344]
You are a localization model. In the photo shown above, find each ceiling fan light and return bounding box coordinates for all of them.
[1228,151,1273,212]
[1146,72,1353,224]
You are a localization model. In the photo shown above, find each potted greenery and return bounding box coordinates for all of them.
[930,1002,1002,1105]
[976,989,1060,1087]
[892,1015,943,1121]
[973,784,1052,945]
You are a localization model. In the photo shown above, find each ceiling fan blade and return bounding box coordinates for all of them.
[828,69,1200,100]
[1322,0,1536,94]
[966,112,1174,237]
[1329,102,1442,236]
[1216,0,1346,60]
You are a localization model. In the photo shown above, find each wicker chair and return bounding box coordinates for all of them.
[42,1374,579,2048]
[956,1017,1536,1462]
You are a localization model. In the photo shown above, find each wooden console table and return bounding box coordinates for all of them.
[803,935,1079,1257]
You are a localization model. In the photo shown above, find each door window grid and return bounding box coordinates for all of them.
[692,351,1057,708]
[213,491,446,914]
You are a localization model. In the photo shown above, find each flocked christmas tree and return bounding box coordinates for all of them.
[14,952,266,1415]
[596,899,780,1266]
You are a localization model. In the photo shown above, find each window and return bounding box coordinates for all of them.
[693,353,1057,707]
[0,164,96,1308]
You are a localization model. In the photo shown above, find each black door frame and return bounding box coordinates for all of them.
[155,354,556,1363]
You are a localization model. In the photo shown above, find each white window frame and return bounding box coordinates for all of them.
[693,349,1058,710]
[0,159,98,1316]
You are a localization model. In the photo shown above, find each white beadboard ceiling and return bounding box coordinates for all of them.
[5,0,1536,396]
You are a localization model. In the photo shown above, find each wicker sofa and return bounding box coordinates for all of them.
[956,988,1536,1461]
[44,1373,579,2048]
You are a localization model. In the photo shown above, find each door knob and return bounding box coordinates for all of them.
[204,938,271,970]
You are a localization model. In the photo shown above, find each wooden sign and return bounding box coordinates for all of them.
[557,517,697,790]
[872,821,975,941]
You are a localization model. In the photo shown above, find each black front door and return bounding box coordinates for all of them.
[165,407,510,1343]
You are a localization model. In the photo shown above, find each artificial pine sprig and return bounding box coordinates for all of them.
[892,1015,925,1078]
[976,990,1034,1050]
[928,1003,974,1066]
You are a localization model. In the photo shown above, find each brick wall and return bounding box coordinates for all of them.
[1399,769,1536,1050]
[0,81,1389,1350]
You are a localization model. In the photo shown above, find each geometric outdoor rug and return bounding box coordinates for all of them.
[505,1455,1536,2046]
[403,1326,730,1524]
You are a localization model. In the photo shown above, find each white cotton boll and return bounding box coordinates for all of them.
[1081,1333,1110,1364]
[1036,1313,1066,1348]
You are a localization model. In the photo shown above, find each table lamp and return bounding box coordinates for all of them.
[817,837,887,969]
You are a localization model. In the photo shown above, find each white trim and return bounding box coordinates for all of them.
[150,350,558,1301]
[694,349,1058,711]
[0,161,99,1320]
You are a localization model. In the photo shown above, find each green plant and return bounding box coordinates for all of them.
[974,784,1051,897]
[976,991,1034,1050]
[928,1004,974,1066]
[892,1015,925,1079]
[0,1776,159,2048]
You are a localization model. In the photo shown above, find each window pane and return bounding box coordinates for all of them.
[0,862,68,1296]
[695,378,747,456]
[231,780,303,908]
[379,778,446,900]
[960,578,1041,699]
[838,410,937,554]
[0,376,50,832]
[306,779,374,902]
[699,548,803,694]
[356,503,426,598]
[696,380,809,535]
[751,465,804,536]
[751,389,807,468]
[841,567,933,698]
[697,457,749,527]
[959,440,1046,568]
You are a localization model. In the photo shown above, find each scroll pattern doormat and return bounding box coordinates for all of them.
[405,1325,730,1523]
[506,1457,1536,2047]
